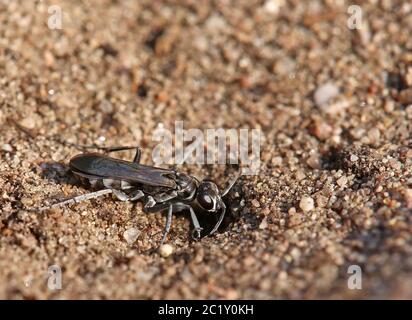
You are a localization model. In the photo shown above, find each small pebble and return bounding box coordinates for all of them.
[295,170,306,181]
[375,185,383,192]
[19,116,39,129]
[159,244,174,257]
[404,189,412,209]
[368,128,381,144]
[290,247,301,260]
[350,154,359,162]
[314,83,339,108]
[225,288,239,300]
[384,100,395,112]
[205,14,227,31]
[156,91,169,102]
[299,196,315,212]
[259,217,268,230]
[307,153,322,169]
[389,159,401,170]
[263,0,284,14]
[123,228,140,245]
[20,197,33,207]
[76,245,87,254]
[252,199,261,208]
[324,99,349,115]
[397,88,412,105]
[2,144,12,152]
[316,195,328,208]
[337,176,348,188]
[312,121,333,140]
[272,156,283,166]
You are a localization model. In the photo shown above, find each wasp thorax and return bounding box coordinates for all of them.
[176,173,197,199]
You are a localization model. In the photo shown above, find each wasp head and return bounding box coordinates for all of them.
[196,180,223,212]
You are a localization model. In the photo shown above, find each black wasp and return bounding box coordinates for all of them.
[39,146,239,246]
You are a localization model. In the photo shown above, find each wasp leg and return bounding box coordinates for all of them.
[112,189,130,201]
[32,189,113,212]
[101,145,141,163]
[103,179,135,191]
[61,140,141,156]
[209,201,226,235]
[154,191,178,203]
[171,203,203,240]
[70,142,142,164]
[132,147,141,164]
[112,189,144,202]
[130,190,144,201]
[160,204,173,245]
[143,195,156,210]
[98,146,141,163]
[188,206,203,240]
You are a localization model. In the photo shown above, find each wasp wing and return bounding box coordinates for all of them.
[69,153,176,188]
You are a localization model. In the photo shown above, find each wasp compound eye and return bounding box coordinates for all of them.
[197,193,214,211]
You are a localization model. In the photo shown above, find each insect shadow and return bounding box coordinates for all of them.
[39,161,78,186]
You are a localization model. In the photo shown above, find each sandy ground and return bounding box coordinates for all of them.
[0,0,412,299]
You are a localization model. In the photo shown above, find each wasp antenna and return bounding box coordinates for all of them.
[209,201,226,235]
[221,172,241,197]
[28,189,113,212]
